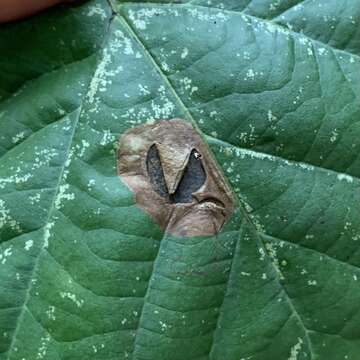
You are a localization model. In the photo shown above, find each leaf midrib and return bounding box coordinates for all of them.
[118,7,316,359]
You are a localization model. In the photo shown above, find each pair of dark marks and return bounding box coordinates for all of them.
[147,145,205,204]
[117,119,234,236]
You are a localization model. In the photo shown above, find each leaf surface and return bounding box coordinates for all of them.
[0,1,359,359]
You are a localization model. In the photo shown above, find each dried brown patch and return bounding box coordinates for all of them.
[117,119,234,237]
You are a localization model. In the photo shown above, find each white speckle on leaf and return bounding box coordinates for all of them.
[121,88,175,125]
[128,8,165,30]
[139,84,151,95]
[60,292,84,308]
[240,271,251,276]
[29,193,41,205]
[86,30,130,113]
[318,47,328,56]
[43,222,54,248]
[245,69,255,79]
[24,240,33,251]
[31,148,58,172]
[0,167,32,189]
[267,110,277,122]
[220,145,315,172]
[87,179,96,191]
[0,246,13,265]
[265,242,284,279]
[114,30,134,55]
[37,335,51,359]
[161,61,170,72]
[337,174,353,183]
[87,4,107,19]
[180,77,193,92]
[100,130,115,146]
[242,51,251,60]
[288,338,303,360]
[78,140,90,158]
[58,108,66,116]
[269,0,281,11]
[262,20,289,35]
[55,184,75,210]
[187,8,229,22]
[150,85,175,120]
[259,247,265,261]
[0,200,21,232]
[181,47,189,59]
[86,49,111,112]
[159,320,168,332]
[330,129,338,143]
[307,279,317,286]
[298,163,314,171]
[12,131,25,144]
[179,77,199,96]
[46,306,56,320]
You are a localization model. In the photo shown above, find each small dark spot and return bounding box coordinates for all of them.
[146,146,206,203]
[171,149,206,203]
[260,135,276,144]
[146,144,169,200]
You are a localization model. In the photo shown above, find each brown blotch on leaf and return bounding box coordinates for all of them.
[117,119,234,237]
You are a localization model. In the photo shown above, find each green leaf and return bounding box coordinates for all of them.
[0,1,359,359]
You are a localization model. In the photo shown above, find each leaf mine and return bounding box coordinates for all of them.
[118,119,235,236]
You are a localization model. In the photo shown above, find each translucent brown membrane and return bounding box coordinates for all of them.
[117,119,234,237]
